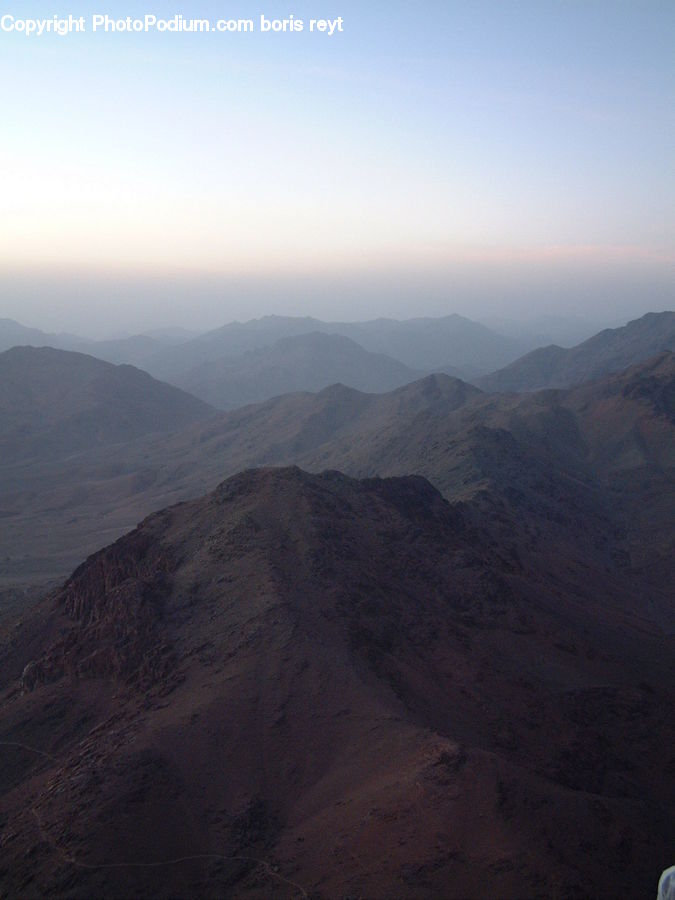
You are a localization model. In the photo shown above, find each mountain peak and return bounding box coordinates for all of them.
[4,456,672,898]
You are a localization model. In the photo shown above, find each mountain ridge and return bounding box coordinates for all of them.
[175,331,423,409]
[0,346,216,465]
[478,310,675,392]
[1,465,672,898]
[1,355,672,637]
[120,312,531,383]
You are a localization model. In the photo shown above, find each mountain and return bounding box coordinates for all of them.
[478,310,675,392]
[0,372,482,581]
[176,332,422,409]
[0,319,183,369]
[0,314,529,385]
[144,313,529,384]
[323,313,528,370]
[0,346,215,466]
[0,318,85,354]
[1,466,672,898]
[2,355,672,636]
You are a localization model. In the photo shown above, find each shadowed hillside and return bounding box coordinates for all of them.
[0,467,672,898]
[0,346,215,465]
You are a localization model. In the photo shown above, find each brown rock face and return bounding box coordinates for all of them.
[0,466,672,898]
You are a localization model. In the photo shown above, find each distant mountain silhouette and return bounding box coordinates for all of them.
[478,310,675,392]
[321,313,528,370]
[0,465,672,898]
[0,319,189,368]
[0,318,85,354]
[143,313,529,383]
[0,346,215,465]
[176,331,422,409]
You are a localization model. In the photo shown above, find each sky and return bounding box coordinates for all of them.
[0,1,673,335]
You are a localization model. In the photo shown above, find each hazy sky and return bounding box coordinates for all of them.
[1,1,672,335]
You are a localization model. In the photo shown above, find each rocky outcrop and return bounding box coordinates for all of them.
[1,466,673,899]
[24,527,177,689]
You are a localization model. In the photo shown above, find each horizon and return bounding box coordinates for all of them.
[4,302,672,344]
[1,1,673,333]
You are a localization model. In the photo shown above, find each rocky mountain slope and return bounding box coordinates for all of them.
[1,467,672,898]
[3,355,672,636]
[478,310,675,392]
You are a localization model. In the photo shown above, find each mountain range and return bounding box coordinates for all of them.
[0,312,522,379]
[2,348,672,634]
[0,310,672,898]
[140,313,529,384]
[3,310,672,412]
[174,332,422,409]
